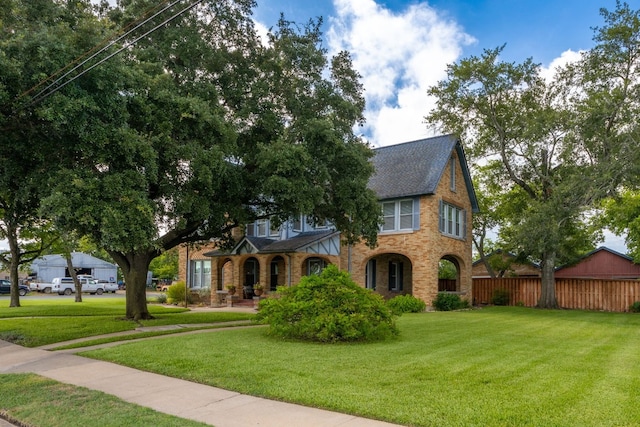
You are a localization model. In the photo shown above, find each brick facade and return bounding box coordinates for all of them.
[178,136,478,308]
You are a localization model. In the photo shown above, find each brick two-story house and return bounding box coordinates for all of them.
[178,134,478,307]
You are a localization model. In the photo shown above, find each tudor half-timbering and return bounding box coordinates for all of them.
[178,134,478,307]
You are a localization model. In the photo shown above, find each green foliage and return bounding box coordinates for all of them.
[438,259,457,279]
[630,301,640,313]
[387,294,426,314]
[432,292,469,311]
[256,265,398,343]
[600,191,640,262]
[424,0,640,307]
[155,293,168,304]
[149,248,179,280]
[491,289,511,306]
[166,282,193,305]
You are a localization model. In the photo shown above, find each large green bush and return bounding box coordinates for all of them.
[387,294,426,314]
[255,265,398,343]
[432,292,469,311]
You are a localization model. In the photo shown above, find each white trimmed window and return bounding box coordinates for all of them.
[190,260,211,289]
[439,201,466,239]
[382,199,414,232]
[256,219,267,237]
[293,215,303,232]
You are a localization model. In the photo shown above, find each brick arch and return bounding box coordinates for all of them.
[361,252,413,299]
[215,257,235,291]
[266,255,286,291]
[439,254,464,292]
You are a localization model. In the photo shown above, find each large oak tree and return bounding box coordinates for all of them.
[39,0,380,319]
[0,0,123,307]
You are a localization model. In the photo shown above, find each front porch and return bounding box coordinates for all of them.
[204,230,342,306]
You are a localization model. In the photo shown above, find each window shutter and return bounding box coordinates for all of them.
[463,209,467,239]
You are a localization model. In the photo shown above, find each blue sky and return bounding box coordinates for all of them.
[255,0,632,252]
[253,0,632,147]
[4,0,630,253]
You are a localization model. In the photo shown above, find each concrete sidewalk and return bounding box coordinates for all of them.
[0,339,402,427]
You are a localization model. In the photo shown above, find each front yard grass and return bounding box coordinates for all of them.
[0,298,254,347]
[81,307,640,427]
[0,373,209,427]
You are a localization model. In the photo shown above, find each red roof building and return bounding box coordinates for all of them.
[555,247,640,280]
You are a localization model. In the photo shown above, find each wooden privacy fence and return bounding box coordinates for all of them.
[473,278,640,312]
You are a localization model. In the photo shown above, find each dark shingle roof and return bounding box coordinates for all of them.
[368,134,457,199]
[368,134,478,212]
[259,230,338,252]
[205,230,338,257]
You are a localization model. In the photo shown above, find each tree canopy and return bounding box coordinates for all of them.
[4,0,380,319]
[426,1,640,308]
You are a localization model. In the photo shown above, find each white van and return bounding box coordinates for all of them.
[52,277,105,295]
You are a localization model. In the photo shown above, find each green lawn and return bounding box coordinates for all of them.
[80,307,640,427]
[0,373,209,427]
[0,298,254,347]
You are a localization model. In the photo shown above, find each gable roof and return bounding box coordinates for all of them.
[368,134,479,211]
[204,230,339,257]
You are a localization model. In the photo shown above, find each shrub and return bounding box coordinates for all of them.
[156,293,168,304]
[197,288,211,305]
[387,294,426,314]
[255,265,398,343]
[432,292,469,311]
[491,289,510,306]
[630,301,640,313]
[166,281,193,304]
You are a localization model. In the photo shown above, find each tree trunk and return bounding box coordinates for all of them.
[110,251,155,320]
[7,224,21,308]
[65,254,83,302]
[537,250,558,309]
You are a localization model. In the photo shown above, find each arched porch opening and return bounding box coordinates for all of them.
[363,253,413,299]
[218,258,234,291]
[438,256,460,292]
[268,255,286,291]
[242,257,260,299]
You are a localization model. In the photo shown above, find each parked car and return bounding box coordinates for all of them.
[51,277,105,295]
[98,281,119,293]
[0,279,30,296]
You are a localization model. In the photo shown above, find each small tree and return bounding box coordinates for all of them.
[256,266,398,343]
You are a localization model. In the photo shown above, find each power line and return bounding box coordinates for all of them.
[22,0,204,109]
[22,0,181,106]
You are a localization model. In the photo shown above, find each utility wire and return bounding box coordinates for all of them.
[25,0,204,108]
[23,0,181,107]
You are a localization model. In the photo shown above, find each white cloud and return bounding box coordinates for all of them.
[326,0,475,146]
[539,49,583,82]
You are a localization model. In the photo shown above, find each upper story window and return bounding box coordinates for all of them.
[382,199,414,232]
[293,214,303,232]
[269,220,280,236]
[247,218,278,237]
[439,201,466,239]
[255,219,268,237]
